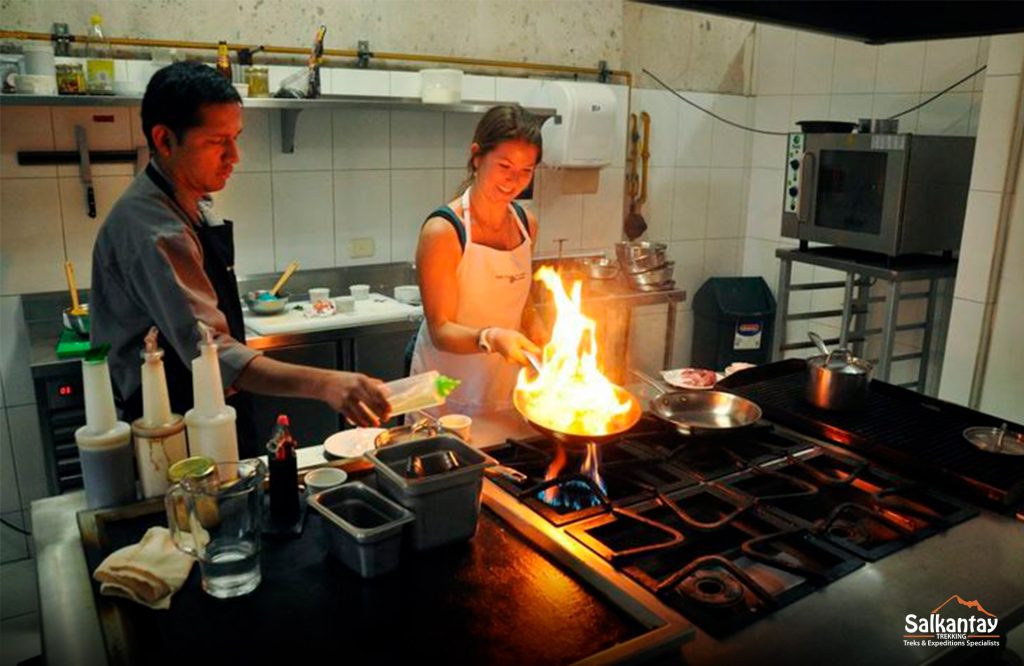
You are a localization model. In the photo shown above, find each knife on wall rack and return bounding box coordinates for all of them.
[74,125,97,218]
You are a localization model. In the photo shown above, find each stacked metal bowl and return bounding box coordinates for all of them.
[615,242,676,291]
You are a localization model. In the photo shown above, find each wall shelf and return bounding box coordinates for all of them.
[0,93,557,153]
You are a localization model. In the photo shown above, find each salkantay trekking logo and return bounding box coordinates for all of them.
[904,595,1000,648]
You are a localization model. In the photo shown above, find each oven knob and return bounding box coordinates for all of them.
[788,186,798,197]
[790,159,800,170]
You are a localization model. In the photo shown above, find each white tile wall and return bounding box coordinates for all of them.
[51,107,134,178]
[789,95,830,130]
[0,179,65,295]
[641,166,674,243]
[0,107,55,179]
[704,239,741,278]
[871,93,921,132]
[390,111,444,169]
[671,168,709,240]
[0,297,33,408]
[832,39,878,94]
[637,89,679,168]
[334,170,392,266]
[750,96,789,168]
[6,405,47,508]
[938,297,984,404]
[827,94,874,123]
[667,240,704,305]
[443,113,481,169]
[916,91,973,135]
[332,108,390,170]
[744,168,784,241]
[331,69,390,97]
[236,109,271,173]
[535,168,584,253]
[706,168,745,238]
[969,74,1021,192]
[58,175,133,288]
[793,33,836,95]
[955,190,1001,303]
[213,172,275,277]
[675,92,714,167]
[875,42,927,93]
[391,169,444,263]
[986,34,1024,77]
[271,171,335,270]
[580,167,625,251]
[269,108,333,171]
[754,25,796,95]
[710,96,751,167]
[922,38,981,92]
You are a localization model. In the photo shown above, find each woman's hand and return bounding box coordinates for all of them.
[319,371,392,427]
[485,327,542,366]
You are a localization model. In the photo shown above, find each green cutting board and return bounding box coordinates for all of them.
[55,328,94,359]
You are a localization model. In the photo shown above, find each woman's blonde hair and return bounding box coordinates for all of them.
[456,104,543,196]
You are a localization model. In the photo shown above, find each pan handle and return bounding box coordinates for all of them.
[630,369,668,397]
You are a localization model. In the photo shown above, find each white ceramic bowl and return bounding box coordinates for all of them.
[304,467,348,496]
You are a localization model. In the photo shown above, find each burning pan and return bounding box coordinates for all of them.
[513,386,643,450]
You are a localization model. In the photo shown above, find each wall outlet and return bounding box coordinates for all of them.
[348,238,376,259]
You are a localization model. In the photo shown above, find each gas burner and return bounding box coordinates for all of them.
[825,517,871,546]
[676,568,745,607]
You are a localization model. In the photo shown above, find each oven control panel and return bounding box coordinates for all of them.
[784,133,803,214]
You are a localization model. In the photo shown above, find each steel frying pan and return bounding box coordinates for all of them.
[634,371,762,435]
[513,384,643,450]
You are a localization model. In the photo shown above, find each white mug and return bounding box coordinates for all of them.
[439,414,472,442]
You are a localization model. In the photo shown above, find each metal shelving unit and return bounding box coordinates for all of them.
[772,247,957,396]
[1,93,557,152]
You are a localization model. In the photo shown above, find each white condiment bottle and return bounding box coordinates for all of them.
[75,351,135,508]
[184,323,238,464]
[131,327,188,498]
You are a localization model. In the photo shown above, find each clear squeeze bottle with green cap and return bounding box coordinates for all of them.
[384,371,461,417]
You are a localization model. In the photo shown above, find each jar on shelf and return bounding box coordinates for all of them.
[246,66,269,98]
[56,63,87,95]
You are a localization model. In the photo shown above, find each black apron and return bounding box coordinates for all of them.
[121,165,257,458]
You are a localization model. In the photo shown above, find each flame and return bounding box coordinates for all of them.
[581,443,607,495]
[515,266,634,437]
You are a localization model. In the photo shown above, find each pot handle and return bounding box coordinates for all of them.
[630,369,667,397]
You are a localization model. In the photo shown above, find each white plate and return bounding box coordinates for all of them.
[323,428,386,459]
[659,368,724,390]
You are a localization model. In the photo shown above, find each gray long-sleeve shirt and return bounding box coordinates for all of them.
[90,163,259,405]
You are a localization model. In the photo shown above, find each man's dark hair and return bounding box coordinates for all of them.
[141,61,242,151]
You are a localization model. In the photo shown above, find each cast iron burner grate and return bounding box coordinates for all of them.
[721,448,977,561]
[566,484,863,637]
[718,360,1024,508]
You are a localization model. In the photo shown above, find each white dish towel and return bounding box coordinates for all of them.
[93,526,193,610]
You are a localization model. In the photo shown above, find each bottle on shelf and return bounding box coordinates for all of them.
[84,14,114,95]
[216,40,232,82]
[131,327,188,499]
[184,322,239,465]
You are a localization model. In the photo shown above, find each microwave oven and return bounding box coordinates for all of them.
[780,132,975,256]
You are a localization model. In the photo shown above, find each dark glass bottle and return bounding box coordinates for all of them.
[216,41,232,82]
[267,414,299,526]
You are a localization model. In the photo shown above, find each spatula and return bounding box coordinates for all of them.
[64,261,87,315]
[269,261,299,297]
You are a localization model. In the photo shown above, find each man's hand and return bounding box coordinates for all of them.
[486,328,542,366]
[320,371,391,427]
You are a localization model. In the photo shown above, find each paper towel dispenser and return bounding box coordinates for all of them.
[533,81,617,169]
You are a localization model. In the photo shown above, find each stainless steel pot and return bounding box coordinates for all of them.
[805,332,874,411]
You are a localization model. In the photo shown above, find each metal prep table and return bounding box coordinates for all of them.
[772,247,957,395]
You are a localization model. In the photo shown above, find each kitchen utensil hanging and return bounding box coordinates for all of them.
[74,125,96,218]
[624,112,647,240]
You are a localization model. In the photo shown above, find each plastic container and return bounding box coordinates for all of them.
[132,329,188,498]
[692,277,776,370]
[366,435,495,551]
[309,482,415,578]
[184,325,238,464]
[84,15,114,95]
[384,371,461,417]
[420,69,463,104]
[75,355,135,508]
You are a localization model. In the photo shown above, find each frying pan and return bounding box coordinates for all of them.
[634,371,762,436]
[513,384,643,450]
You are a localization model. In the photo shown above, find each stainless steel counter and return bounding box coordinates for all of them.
[33,443,1024,666]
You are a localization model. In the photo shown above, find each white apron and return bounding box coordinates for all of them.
[410,188,533,417]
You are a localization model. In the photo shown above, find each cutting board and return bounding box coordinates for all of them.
[244,293,422,336]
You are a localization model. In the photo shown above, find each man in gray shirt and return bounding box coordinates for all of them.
[91,62,389,454]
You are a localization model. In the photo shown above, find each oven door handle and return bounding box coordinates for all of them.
[797,151,815,224]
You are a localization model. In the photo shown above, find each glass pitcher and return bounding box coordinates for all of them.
[165,459,266,599]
